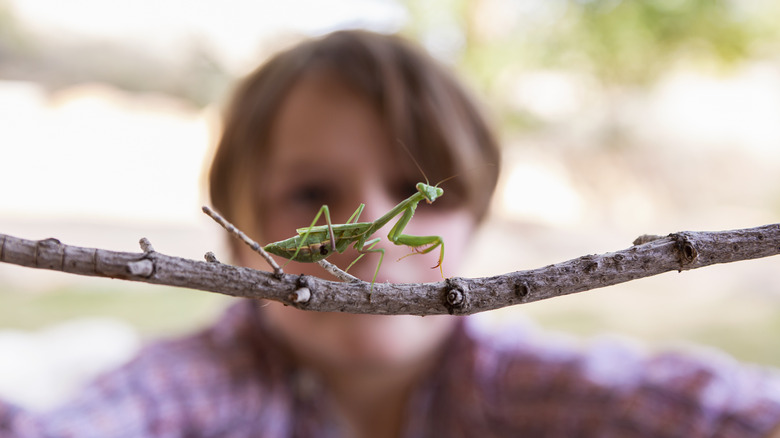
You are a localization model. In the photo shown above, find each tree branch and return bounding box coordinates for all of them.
[1,223,779,315]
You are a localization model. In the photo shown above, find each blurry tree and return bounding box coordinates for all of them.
[0,0,31,61]
[521,0,757,85]
[401,0,780,232]
[402,0,780,132]
[0,2,231,107]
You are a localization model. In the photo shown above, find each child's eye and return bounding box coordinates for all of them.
[290,185,331,207]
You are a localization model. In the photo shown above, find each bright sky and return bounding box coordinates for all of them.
[7,0,406,71]
[0,0,406,225]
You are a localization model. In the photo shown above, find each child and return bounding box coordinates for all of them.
[3,30,779,438]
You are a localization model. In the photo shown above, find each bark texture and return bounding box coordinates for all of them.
[1,223,779,315]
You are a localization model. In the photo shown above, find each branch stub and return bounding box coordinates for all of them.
[290,275,314,305]
[139,238,155,253]
[127,259,154,277]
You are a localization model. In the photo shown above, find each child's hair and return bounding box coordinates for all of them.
[209,30,500,235]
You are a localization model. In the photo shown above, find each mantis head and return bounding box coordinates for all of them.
[417,182,444,204]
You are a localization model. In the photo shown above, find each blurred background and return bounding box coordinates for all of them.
[1,0,779,410]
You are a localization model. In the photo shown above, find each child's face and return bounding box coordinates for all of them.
[236,72,476,371]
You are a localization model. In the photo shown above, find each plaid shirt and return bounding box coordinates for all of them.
[2,300,780,437]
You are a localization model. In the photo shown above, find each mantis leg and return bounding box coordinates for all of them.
[347,237,384,293]
[387,206,445,277]
[345,203,365,224]
[394,235,445,276]
[289,205,336,263]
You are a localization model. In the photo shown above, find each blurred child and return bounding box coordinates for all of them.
[2,30,779,438]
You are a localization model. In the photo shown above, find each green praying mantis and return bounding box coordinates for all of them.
[204,181,446,293]
[264,181,445,287]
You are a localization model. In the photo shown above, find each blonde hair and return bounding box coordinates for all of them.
[209,30,500,235]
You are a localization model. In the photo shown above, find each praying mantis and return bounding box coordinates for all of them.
[264,181,446,291]
[204,181,446,293]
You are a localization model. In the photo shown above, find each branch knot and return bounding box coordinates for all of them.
[515,280,531,300]
[444,277,468,314]
[35,238,64,270]
[670,233,698,271]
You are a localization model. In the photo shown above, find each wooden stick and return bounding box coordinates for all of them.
[1,223,778,315]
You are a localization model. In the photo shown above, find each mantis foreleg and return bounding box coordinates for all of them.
[395,235,445,276]
[387,206,445,276]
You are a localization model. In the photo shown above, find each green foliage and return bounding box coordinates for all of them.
[405,0,778,88]
[0,0,29,52]
[401,0,780,137]
[549,0,756,84]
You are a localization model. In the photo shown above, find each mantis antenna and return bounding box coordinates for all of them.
[396,138,473,189]
[396,139,430,185]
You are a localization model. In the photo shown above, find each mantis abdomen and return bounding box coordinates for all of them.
[264,223,371,263]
